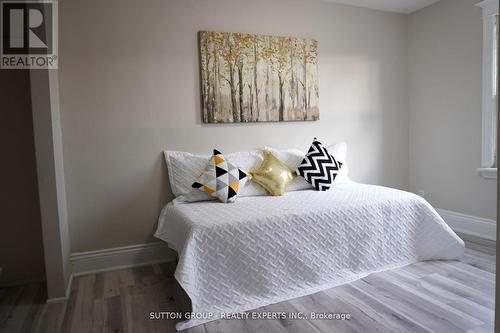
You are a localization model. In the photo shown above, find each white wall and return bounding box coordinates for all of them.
[31,69,72,299]
[59,0,409,252]
[408,0,497,220]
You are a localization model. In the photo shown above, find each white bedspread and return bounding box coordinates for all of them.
[154,183,464,330]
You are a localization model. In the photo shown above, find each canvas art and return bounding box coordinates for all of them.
[199,31,319,123]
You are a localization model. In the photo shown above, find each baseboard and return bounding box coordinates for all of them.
[71,242,176,276]
[456,232,496,255]
[437,208,497,241]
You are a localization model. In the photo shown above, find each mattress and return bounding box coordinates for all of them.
[154,183,464,330]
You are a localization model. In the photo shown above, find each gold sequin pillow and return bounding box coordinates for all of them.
[250,151,296,196]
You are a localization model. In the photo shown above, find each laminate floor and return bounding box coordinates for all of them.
[0,247,495,333]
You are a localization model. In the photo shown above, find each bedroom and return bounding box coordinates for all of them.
[0,0,498,332]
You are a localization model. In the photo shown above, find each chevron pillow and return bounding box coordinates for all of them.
[192,149,249,203]
[296,138,343,191]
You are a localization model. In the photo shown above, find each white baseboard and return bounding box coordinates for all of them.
[437,208,497,241]
[71,242,176,276]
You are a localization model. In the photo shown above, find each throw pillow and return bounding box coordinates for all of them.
[296,138,343,191]
[192,149,249,203]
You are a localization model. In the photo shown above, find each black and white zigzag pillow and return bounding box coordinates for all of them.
[297,138,343,191]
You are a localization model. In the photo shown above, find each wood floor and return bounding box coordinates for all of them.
[0,247,495,333]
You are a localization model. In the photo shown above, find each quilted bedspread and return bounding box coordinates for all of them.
[154,183,464,330]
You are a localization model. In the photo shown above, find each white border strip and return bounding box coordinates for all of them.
[437,208,497,241]
[71,242,176,276]
[46,242,175,303]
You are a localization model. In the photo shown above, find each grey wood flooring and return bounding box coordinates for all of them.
[0,247,495,333]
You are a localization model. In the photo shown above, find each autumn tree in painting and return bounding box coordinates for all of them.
[200,31,319,123]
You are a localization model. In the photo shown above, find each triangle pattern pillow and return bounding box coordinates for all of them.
[296,138,343,191]
[192,149,249,203]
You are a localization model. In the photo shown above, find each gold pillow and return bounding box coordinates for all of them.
[250,151,296,196]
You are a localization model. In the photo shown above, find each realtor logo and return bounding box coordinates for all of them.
[1,0,58,69]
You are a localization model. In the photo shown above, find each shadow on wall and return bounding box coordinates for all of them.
[155,152,173,230]
[127,152,173,243]
[71,152,173,252]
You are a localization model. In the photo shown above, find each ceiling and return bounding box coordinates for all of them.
[323,0,441,14]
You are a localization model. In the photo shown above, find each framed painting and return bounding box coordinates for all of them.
[199,31,319,123]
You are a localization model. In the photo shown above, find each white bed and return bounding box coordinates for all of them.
[154,182,464,330]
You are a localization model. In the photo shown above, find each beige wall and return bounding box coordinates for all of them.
[408,0,497,220]
[59,0,409,252]
[0,69,45,285]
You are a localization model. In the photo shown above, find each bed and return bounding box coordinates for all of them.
[154,182,464,330]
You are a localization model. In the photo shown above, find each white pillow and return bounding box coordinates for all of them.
[164,150,267,201]
[327,142,351,184]
[266,141,352,186]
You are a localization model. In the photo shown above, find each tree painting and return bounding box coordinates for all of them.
[199,31,319,123]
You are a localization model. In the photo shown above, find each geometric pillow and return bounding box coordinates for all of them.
[296,138,343,191]
[192,149,249,203]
